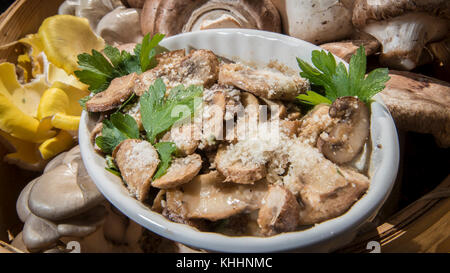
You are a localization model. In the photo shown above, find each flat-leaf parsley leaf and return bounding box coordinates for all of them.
[296,46,390,105]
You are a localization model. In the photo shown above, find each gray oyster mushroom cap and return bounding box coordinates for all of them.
[16,178,37,222]
[56,205,107,237]
[43,151,67,173]
[17,146,107,252]
[28,155,104,221]
[22,214,60,252]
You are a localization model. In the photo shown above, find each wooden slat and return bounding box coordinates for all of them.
[0,0,64,62]
[0,0,448,253]
[339,175,450,253]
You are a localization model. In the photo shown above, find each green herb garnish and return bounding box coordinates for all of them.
[105,155,121,177]
[153,142,177,180]
[75,33,166,95]
[140,78,203,144]
[95,112,139,154]
[296,46,390,105]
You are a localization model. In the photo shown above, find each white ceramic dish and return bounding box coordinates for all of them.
[79,29,399,252]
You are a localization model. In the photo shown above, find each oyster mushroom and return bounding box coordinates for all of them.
[317,97,370,164]
[379,71,450,147]
[352,0,450,70]
[141,0,280,37]
[16,146,107,252]
[96,7,143,45]
[272,0,355,44]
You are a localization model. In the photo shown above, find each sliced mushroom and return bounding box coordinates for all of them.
[298,104,336,146]
[272,0,355,44]
[282,140,370,224]
[215,145,267,184]
[218,63,309,101]
[379,71,450,147]
[161,122,200,155]
[257,185,300,236]
[115,42,137,53]
[141,0,280,37]
[165,171,268,221]
[96,7,143,45]
[155,49,186,67]
[200,87,226,147]
[136,49,219,96]
[320,39,381,63]
[259,97,287,120]
[279,119,301,137]
[317,97,370,164]
[151,190,166,213]
[113,139,160,201]
[352,0,450,70]
[298,167,370,225]
[152,154,203,189]
[85,73,138,112]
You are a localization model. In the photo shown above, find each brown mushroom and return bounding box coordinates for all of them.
[136,49,219,96]
[152,154,203,189]
[320,39,381,63]
[122,0,145,8]
[281,140,370,224]
[352,0,450,70]
[219,63,309,101]
[257,185,300,236]
[165,171,268,221]
[298,104,336,146]
[379,70,450,147]
[317,97,370,164]
[161,122,200,155]
[215,145,267,184]
[113,139,160,201]
[141,0,280,37]
[85,73,138,112]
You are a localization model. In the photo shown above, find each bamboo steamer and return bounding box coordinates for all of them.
[0,0,449,253]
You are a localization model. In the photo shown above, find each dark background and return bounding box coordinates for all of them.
[1,0,15,13]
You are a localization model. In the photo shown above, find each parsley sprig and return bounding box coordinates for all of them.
[95,78,203,179]
[75,33,166,97]
[296,46,390,105]
[140,78,203,144]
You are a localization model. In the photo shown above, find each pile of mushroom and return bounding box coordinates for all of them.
[140,0,281,36]
[58,0,143,45]
[11,145,200,253]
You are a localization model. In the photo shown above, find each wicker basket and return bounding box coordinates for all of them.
[0,0,449,253]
